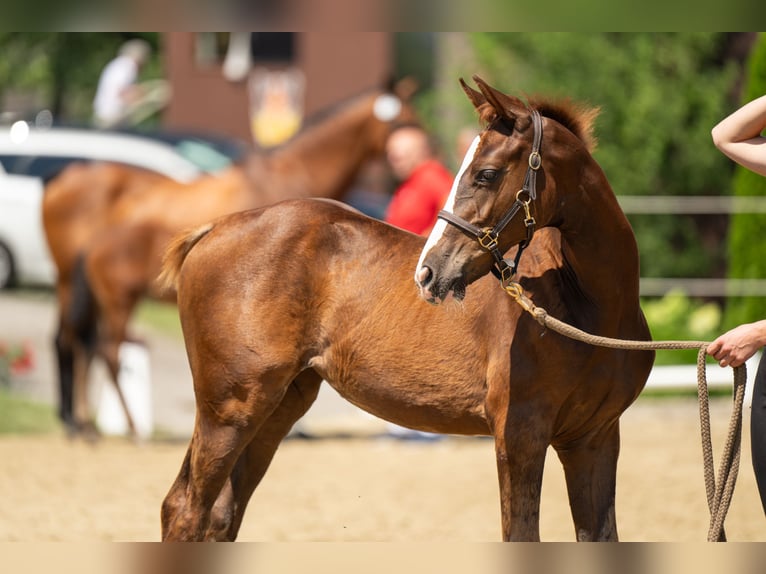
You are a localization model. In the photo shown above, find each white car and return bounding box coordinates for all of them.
[0,122,245,288]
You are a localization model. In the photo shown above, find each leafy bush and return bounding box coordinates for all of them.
[641,289,722,365]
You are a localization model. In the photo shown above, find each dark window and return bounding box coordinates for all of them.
[0,155,82,183]
[250,33,295,63]
[195,33,296,67]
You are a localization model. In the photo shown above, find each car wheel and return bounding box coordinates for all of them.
[0,242,15,289]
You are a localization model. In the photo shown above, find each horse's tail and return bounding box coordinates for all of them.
[158,223,215,293]
[69,254,99,354]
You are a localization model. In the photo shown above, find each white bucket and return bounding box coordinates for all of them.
[96,342,153,439]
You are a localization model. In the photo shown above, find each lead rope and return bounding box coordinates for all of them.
[504,282,745,542]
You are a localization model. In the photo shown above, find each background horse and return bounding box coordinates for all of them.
[42,162,170,427]
[46,80,418,438]
[157,77,653,541]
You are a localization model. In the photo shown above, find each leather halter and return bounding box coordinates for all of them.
[437,110,543,285]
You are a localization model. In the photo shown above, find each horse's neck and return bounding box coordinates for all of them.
[556,179,641,309]
[260,105,373,200]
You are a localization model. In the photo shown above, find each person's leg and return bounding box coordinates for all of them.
[750,349,766,514]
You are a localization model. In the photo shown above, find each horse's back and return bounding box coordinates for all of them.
[43,162,166,275]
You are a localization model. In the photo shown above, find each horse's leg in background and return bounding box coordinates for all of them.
[205,370,323,541]
[161,365,299,541]
[96,297,139,439]
[556,420,620,541]
[54,313,76,432]
[71,342,97,438]
[85,240,151,439]
[67,256,102,437]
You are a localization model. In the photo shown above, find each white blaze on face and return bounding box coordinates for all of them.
[414,135,482,283]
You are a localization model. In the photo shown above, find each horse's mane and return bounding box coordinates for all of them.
[478,96,599,153]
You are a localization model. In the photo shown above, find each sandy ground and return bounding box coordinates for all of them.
[1,291,764,542]
[0,397,762,542]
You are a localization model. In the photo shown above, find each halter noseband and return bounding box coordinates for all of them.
[437,110,543,285]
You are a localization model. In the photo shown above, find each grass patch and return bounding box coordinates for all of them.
[0,387,58,434]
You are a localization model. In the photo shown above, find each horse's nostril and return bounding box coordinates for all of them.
[416,266,433,287]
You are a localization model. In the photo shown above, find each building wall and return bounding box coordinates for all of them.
[161,33,392,144]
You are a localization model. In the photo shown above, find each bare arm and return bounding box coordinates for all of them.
[711,94,766,177]
[707,319,766,368]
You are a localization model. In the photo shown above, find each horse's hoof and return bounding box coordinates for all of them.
[79,421,102,444]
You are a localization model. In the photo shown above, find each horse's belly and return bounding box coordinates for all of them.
[317,363,490,436]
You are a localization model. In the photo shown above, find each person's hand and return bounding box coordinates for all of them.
[707,321,766,368]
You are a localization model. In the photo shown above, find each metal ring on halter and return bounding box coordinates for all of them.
[528,151,542,170]
[516,189,532,205]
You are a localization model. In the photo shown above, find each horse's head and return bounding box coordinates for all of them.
[415,76,597,305]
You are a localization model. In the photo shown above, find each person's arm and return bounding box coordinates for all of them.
[707,319,766,368]
[711,94,766,177]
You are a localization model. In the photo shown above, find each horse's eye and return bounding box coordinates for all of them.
[476,169,499,184]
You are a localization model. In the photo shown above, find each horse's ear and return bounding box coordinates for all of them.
[473,76,526,123]
[391,76,419,102]
[459,78,486,110]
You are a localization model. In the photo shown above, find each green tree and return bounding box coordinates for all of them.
[722,33,766,330]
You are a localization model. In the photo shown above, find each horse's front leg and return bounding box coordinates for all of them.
[555,420,620,541]
[489,388,550,541]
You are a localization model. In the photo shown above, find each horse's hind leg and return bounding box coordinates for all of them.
[85,300,140,439]
[87,256,144,439]
[54,318,75,431]
[72,342,98,439]
[206,370,323,541]
[555,420,620,541]
[161,367,302,541]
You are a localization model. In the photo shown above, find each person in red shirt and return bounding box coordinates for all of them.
[384,124,454,236]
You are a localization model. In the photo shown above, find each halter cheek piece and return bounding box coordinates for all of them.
[437,110,543,285]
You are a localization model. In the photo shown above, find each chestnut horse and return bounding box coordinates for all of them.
[42,163,171,427]
[157,77,653,541]
[46,80,418,437]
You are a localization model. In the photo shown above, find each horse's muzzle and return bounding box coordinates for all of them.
[415,264,465,305]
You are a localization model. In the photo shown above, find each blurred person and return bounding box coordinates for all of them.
[384,124,454,236]
[93,38,170,129]
[709,94,766,515]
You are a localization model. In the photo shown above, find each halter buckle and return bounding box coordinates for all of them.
[478,228,499,251]
[500,263,515,285]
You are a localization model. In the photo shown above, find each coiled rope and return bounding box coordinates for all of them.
[503,282,746,542]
